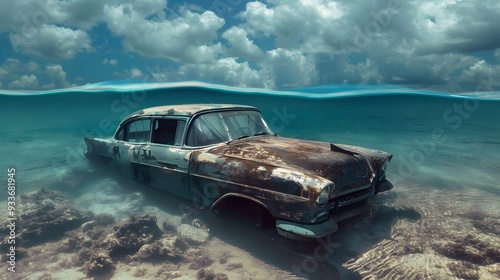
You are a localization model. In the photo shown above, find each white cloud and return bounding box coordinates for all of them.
[262,48,317,88]
[0,58,39,80]
[0,59,76,90]
[361,52,480,89]
[0,0,167,32]
[413,0,500,55]
[0,59,21,79]
[0,67,8,80]
[239,2,275,37]
[222,26,263,60]
[178,57,265,88]
[459,60,500,87]
[130,68,143,78]
[9,24,92,59]
[0,1,49,33]
[104,4,225,63]
[345,59,383,84]
[233,0,500,91]
[239,0,347,51]
[51,0,108,30]
[8,75,38,89]
[45,64,71,88]
[26,61,39,72]
[0,0,499,91]
[49,0,119,30]
[102,58,118,65]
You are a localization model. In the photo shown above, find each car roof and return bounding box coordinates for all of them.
[124,104,258,121]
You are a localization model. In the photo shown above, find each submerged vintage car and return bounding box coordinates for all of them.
[84,104,393,240]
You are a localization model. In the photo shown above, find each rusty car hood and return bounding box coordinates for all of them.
[206,136,375,180]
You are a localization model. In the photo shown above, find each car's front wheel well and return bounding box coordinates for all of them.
[212,195,275,229]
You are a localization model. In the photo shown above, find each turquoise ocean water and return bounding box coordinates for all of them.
[1,82,499,279]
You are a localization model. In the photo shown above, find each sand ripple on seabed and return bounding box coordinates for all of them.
[344,187,500,280]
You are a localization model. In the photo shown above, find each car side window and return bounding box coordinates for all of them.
[115,127,125,140]
[126,119,151,143]
[152,119,186,146]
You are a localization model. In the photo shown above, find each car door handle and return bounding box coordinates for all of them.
[158,160,178,169]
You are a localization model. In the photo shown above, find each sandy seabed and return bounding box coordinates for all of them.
[1,171,498,280]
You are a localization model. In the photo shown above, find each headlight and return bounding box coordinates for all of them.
[379,160,389,180]
[316,185,331,207]
[381,160,389,172]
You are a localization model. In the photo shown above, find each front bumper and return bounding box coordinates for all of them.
[275,200,373,240]
[375,179,394,194]
[276,218,338,240]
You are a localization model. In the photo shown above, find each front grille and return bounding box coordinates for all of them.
[331,179,371,196]
[329,186,373,209]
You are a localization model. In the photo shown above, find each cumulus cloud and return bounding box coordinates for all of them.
[239,1,275,37]
[1,0,499,91]
[48,0,113,30]
[346,59,383,84]
[459,60,500,88]
[0,0,167,32]
[104,3,225,63]
[231,0,500,91]
[239,0,349,51]
[178,57,265,88]
[9,24,92,59]
[234,0,402,87]
[414,1,500,55]
[8,75,38,89]
[45,64,72,88]
[102,58,118,65]
[222,26,263,60]
[0,58,39,80]
[130,68,144,78]
[0,1,48,33]
[262,48,317,88]
[0,59,76,90]
[26,61,39,72]
[0,59,22,80]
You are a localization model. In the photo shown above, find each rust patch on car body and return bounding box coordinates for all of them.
[205,136,373,193]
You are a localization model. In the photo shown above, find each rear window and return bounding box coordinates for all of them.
[115,119,151,143]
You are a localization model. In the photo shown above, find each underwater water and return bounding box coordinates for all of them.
[1,82,499,279]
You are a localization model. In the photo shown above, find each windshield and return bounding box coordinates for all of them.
[185,110,274,146]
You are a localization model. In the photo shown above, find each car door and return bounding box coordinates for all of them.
[112,118,151,182]
[142,117,192,199]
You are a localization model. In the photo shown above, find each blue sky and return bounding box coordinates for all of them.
[0,0,499,92]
